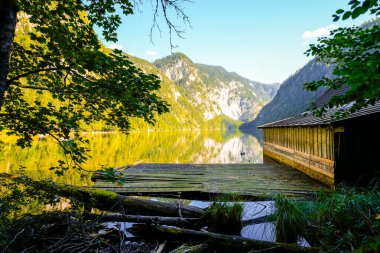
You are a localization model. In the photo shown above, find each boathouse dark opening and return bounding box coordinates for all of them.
[334,113,380,186]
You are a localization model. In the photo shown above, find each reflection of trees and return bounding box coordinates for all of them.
[0,130,263,181]
[239,128,263,145]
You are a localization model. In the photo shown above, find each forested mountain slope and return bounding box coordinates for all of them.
[240,59,334,130]
[127,56,240,130]
[14,16,278,131]
[240,17,380,131]
[154,53,279,123]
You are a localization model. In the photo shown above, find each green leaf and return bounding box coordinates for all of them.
[352,7,363,19]
[333,15,340,22]
[342,11,352,20]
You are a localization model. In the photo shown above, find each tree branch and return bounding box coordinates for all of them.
[69,69,95,83]
[6,67,70,85]
[11,84,58,92]
[149,0,192,50]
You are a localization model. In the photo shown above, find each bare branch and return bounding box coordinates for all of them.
[3,229,25,253]
[150,0,162,45]
[147,0,192,50]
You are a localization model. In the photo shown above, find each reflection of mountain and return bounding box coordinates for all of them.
[0,131,263,180]
[193,135,262,164]
[239,127,264,145]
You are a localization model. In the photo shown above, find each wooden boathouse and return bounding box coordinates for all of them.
[259,89,380,187]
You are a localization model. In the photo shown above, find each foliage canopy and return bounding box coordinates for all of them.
[0,0,190,173]
[304,0,380,117]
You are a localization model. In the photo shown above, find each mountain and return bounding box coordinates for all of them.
[240,59,334,131]
[13,15,279,131]
[123,55,232,131]
[240,17,380,132]
[154,53,279,123]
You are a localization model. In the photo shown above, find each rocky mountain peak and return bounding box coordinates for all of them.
[154,53,279,122]
[154,53,199,86]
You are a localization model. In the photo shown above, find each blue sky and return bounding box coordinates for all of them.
[99,0,372,84]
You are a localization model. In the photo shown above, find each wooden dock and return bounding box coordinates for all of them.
[93,163,327,199]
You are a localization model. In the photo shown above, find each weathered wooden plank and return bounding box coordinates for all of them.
[264,142,334,167]
[265,143,334,171]
[92,163,325,198]
[263,147,334,186]
[302,127,305,153]
[321,127,326,159]
[329,127,334,161]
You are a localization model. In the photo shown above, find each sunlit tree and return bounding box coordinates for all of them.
[0,0,190,174]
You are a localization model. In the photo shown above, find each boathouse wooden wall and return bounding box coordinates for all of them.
[262,126,335,186]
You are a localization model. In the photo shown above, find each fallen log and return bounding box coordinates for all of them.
[242,215,271,226]
[84,213,199,227]
[0,173,205,218]
[169,243,208,253]
[129,225,320,253]
[93,189,271,202]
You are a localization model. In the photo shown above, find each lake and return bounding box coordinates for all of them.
[0,130,263,183]
[0,130,320,243]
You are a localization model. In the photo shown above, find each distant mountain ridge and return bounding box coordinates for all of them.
[154,53,280,123]
[240,59,334,131]
[240,17,380,132]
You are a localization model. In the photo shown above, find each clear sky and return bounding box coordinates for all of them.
[98,0,372,84]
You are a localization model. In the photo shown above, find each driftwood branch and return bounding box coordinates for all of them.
[84,213,199,228]
[242,215,272,226]
[129,225,320,253]
[154,240,167,253]
[169,243,208,253]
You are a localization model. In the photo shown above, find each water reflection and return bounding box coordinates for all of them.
[189,200,275,241]
[0,130,263,180]
[239,127,263,145]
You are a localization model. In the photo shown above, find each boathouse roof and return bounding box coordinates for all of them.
[258,87,380,128]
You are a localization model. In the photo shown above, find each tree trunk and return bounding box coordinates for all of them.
[0,0,17,109]
[55,184,204,218]
[129,225,320,253]
[0,173,205,218]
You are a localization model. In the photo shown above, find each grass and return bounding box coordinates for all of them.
[271,194,306,243]
[272,187,380,252]
[204,194,244,235]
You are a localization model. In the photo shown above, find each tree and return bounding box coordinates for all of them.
[304,0,380,118]
[0,0,189,174]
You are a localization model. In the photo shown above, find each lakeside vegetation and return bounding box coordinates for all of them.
[1,174,378,252]
[0,0,379,252]
[273,188,380,252]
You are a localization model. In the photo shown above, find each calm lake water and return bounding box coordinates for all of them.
[1,130,309,243]
[0,130,263,183]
